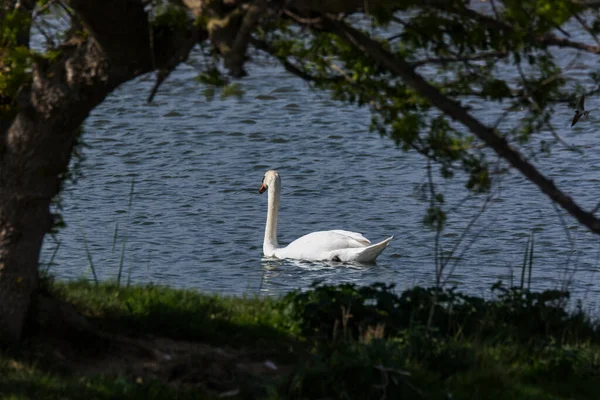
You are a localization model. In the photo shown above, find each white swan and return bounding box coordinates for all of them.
[259,170,393,263]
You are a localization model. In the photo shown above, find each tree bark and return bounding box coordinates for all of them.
[0,192,51,343]
[0,0,206,344]
[0,39,114,343]
[0,0,41,344]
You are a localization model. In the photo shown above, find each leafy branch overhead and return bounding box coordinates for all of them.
[203,0,600,233]
[3,0,600,232]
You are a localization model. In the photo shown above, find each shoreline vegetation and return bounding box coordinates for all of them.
[1,278,600,399]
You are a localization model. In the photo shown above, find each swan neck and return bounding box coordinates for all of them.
[264,182,280,255]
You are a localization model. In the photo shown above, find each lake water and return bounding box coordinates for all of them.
[40,22,600,308]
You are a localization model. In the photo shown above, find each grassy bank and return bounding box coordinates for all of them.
[1,279,600,399]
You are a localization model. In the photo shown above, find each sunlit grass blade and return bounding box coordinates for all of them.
[82,232,98,285]
[528,232,534,290]
[127,178,135,217]
[111,222,119,253]
[116,236,127,287]
[43,237,61,276]
[116,177,135,287]
[126,265,133,288]
[520,234,531,290]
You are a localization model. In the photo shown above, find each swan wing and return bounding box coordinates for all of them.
[329,230,372,246]
[276,230,369,260]
[275,232,393,263]
[332,236,394,263]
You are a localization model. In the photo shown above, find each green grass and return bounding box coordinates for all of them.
[0,360,208,400]
[1,280,600,399]
[48,279,300,353]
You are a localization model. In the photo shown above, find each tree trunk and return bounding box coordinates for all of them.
[0,41,118,343]
[0,0,44,344]
[0,191,52,343]
[0,78,97,343]
[0,0,205,344]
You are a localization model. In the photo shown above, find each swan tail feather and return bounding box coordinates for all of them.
[341,236,393,263]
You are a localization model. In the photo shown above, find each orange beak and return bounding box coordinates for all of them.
[259,183,267,194]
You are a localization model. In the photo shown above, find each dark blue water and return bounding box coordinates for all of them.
[39,24,600,309]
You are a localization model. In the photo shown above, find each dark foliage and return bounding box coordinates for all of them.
[282,282,600,345]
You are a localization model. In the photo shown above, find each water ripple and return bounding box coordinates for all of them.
[39,39,600,310]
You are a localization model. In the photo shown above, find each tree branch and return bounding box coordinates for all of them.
[573,12,600,46]
[450,4,600,54]
[225,0,267,77]
[66,0,153,69]
[577,0,600,9]
[180,0,448,15]
[538,33,600,53]
[325,18,600,234]
[147,25,204,102]
[412,51,509,67]
[250,37,345,85]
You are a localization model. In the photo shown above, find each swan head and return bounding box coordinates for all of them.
[259,170,280,194]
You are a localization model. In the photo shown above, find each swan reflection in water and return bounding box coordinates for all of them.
[258,257,377,294]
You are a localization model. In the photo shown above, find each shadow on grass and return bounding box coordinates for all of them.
[1,279,299,399]
[0,371,204,400]
[3,279,600,400]
[48,279,301,357]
